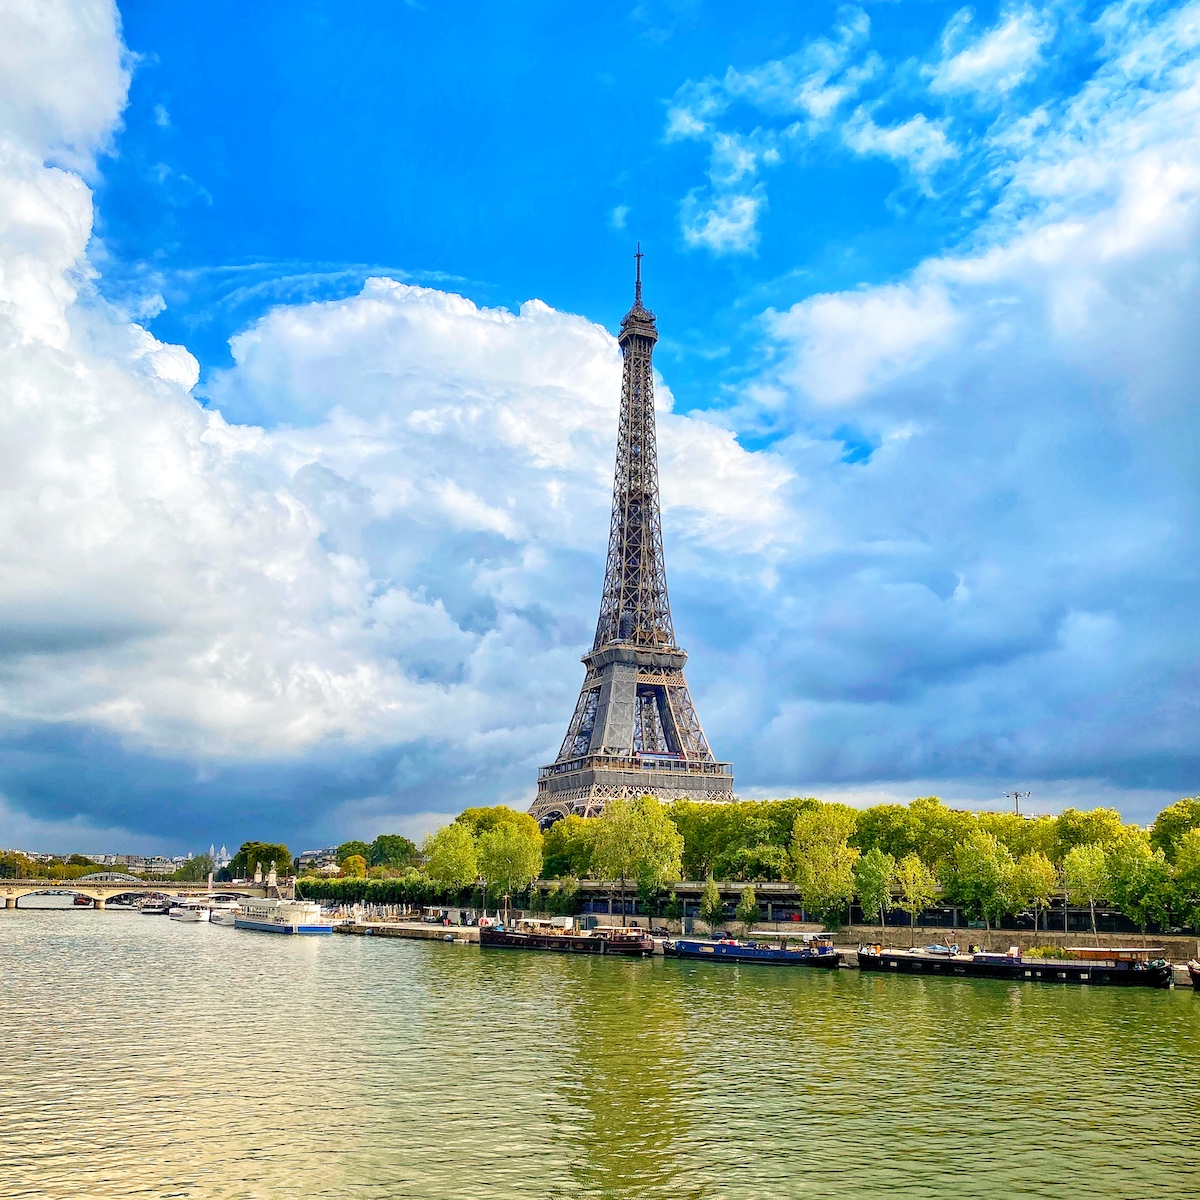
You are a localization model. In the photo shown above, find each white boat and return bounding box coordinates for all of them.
[233,898,334,935]
[169,900,211,922]
[209,901,241,926]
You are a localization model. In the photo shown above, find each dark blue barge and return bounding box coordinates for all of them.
[664,933,843,968]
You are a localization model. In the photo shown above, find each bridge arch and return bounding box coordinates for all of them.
[1,879,269,909]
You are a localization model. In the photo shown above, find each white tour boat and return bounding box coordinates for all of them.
[233,898,334,935]
[169,900,211,922]
[208,900,242,926]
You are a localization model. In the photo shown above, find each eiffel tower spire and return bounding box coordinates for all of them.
[530,251,733,828]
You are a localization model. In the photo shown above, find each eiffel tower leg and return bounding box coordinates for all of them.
[589,662,636,753]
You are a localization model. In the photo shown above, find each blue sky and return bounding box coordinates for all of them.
[2,0,1200,853]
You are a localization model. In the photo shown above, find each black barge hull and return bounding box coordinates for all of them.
[479,929,653,956]
[858,950,1172,988]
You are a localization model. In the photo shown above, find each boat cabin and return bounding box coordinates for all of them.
[1062,946,1165,964]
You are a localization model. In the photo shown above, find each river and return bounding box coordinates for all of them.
[0,909,1196,1199]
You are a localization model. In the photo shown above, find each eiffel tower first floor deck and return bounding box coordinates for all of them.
[530,753,733,825]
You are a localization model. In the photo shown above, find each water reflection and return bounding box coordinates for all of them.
[0,913,1196,1199]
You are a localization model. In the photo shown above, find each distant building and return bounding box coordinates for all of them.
[297,847,339,869]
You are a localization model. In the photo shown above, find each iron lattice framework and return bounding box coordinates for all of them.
[530,251,733,828]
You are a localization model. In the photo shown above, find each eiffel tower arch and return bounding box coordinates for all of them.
[530,251,734,828]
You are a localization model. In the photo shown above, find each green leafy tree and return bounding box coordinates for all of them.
[369,834,420,869]
[790,805,860,925]
[0,851,33,879]
[1010,852,1059,935]
[228,842,292,880]
[341,854,367,879]
[1106,830,1171,942]
[422,823,478,893]
[853,847,896,928]
[477,823,543,919]
[1170,828,1200,930]
[336,840,371,864]
[592,795,683,923]
[698,875,725,932]
[946,831,1015,930]
[173,854,215,883]
[1149,797,1200,861]
[735,885,759,931]
[456,806,540,839]
[541,814,597,879]
[1063,843,1109,936]
[667,797,813,881]
[545,875,581,917]
[632,795,685,896]
[663,891,683,922]
[895,855,939,946]
[978,812,1058,861]
[1053,808,1124,864]
[591,798,642,919]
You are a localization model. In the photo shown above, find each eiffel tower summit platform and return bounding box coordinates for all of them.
[530,252,733,828]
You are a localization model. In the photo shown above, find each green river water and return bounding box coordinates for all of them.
[1,909,1197,1199]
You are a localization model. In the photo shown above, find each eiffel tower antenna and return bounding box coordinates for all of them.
[530,249,733,828]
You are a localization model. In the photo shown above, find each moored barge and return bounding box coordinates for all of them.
[479,919,654,957]
[664,932,842,968]
[1187,960,1200,991]
[857,943,1172,988]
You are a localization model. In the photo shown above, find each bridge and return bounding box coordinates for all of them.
[0,878,273,909]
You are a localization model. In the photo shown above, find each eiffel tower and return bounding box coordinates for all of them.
[530,250,734,828]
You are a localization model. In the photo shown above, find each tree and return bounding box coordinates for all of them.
[699,875,725,932]
[228,842,292,880]
[1063,843,1109,937]
[1010,852,1058,936]
[545,875,581,917]
[895,855,939,946]
[477,822,543,920]
[1150,797,1200,861]
[853,847,896,928]
[1106,831,1171,943]
[591,799,641,919]
[790,806,859,925]
[1053,808,1123,863]
[341,854,367,879]
[735,886,759,931]
[456,806,540,839]
[422,823,478,893]
[337,840,371,864]
[369,834,419,870]
[1170,829,1200,930]
[592,796,683,924]
[173,853,214,883]
[541,814,597,879]
[946,832,1014,931]
[631,795,685,899]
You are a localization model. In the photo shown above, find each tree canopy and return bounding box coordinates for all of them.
[422,823,478,892]
[456,805,540,839]
[477,822,543,900]
[369,834,420,869]
[228,842,292,879]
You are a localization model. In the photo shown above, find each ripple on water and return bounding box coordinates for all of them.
[0,914,1197,1199]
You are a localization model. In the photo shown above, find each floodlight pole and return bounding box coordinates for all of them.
[1003,790,1031,817]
